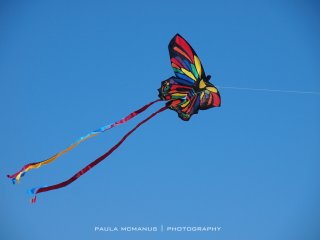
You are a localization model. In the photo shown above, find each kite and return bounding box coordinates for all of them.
[7,34,221,203]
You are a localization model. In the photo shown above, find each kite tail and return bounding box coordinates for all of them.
[7,99,162,184]
[29,105,168,203]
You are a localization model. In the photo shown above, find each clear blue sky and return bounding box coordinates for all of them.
[1,0,319,240]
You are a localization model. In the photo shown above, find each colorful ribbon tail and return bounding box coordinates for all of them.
[7,99,162,184]
[7,170,27,184]
[28,186,44,204]
[29,106,168,203]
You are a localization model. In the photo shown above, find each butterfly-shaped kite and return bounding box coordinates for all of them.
[159,34,221,120]
[8,34,221,203]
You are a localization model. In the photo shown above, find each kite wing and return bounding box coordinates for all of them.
[169,34,206,85]
[158,77,199,120]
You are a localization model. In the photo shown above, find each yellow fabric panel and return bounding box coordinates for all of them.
[206,87,218,93]
[199,79,206,89]
[181,100,190,108]
[172,93,186,97]
[194,56,202,77]
[181,68,196,81]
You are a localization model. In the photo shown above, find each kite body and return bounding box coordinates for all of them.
[8,34,221,202]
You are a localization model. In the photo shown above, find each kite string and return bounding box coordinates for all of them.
[30,105,168,203]
[217,86,320,95]
[7,99,162,184]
